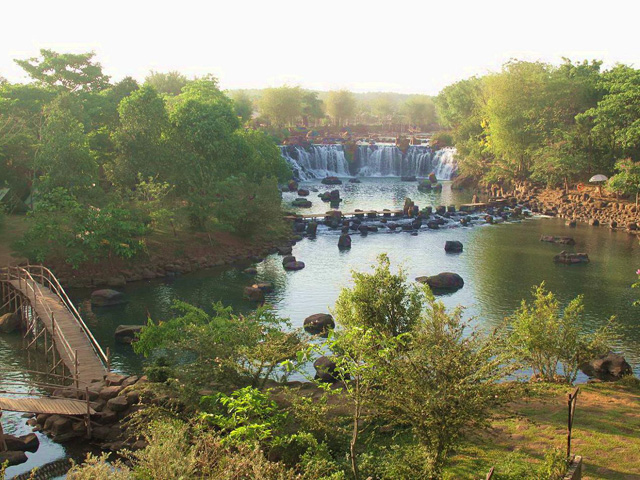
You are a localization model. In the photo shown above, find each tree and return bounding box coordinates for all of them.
[15,49,110,92]
[508,284,613,383]
[145,70,188,96]
[301,91,324,126]
[381,295,514,479]
[401,95,436,127]
[326,90,356,126]
[230,90,254,123]
[333,254,425,337]
[36,97,97,193]
[371,93,397,127]
[111,85,169,188]
[258,86,303,126]
[608,158,640,205]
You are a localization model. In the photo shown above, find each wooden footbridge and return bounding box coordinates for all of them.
[0,265,109,388]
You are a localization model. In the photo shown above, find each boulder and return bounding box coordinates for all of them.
[91,289,127,307]
[321,176,342,185]
[277,245,293,255]
[444,241,463,253]
[338,234,352,249]
[540,235,576,245]
[105,373,128,386]
[416,272,464,293]
[348,178,361,183]
[253,282,274,293]
[243,267,258,275]
[566,220,577,228]
[303,314,335,336]
[292,198,312,208]
[0,450,28,466]
[107,395,130,412]
[554,251,589,264]
[3,433,39,452]
[114,325,143,345]
[243,286,265,302]
[99,385,123,400]
[580,353,633,381]
[284,261,305,271]
[0,312,20,334]
[297,188,310,196]
[282,255,296,267]
[314,356,340,383]
[306,221,318,236]
[287,180,298,192]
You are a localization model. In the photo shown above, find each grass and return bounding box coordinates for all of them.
[445,379,640,479]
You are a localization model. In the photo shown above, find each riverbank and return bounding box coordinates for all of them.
[515,185,640,233]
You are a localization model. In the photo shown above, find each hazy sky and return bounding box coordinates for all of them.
[2,0,639,95]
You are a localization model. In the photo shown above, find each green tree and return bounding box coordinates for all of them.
[145,70,188,96]
[508,284,613,383]
[326,90,356,126]
[230,90,254,123]
[111,85,169,188]
[15,49,110,92]
[36,97,97,193]
[401,95,436,127]
[333,254,425,337]
[258,86,303,126]
[301,91,325,126]
[608,158,640,205]
[381,295,514,479]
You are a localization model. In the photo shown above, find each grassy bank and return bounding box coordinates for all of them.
[446,380,640,479]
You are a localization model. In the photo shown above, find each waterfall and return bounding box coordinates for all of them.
[355,145,458,179]
[356,145,404,176]
[280,144,350,180]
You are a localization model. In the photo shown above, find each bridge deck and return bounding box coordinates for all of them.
[8,279,106,386]
[0,396,95,415]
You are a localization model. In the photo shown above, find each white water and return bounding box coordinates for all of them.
[280,145,350,180]
[356,145,458,179]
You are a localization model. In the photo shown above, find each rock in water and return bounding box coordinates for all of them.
[444,241,463,253]
[321,176,342,185]
[115,325,143,344]
[540,235,576,245]
[284,261,305,271]
[0,312,20,333]
[554,251,589,264]
[416,272,464,293]
[338,234,352,249]
[243,286,264,302]
[304,314,335,336]
[580,353,633,381]
[91,289,127,307]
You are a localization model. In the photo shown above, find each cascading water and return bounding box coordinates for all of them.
[355,145,458,179]
[280,145,350,180]
[356,145,404,176]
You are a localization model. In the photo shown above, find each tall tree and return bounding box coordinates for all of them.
[326,90,356,126]
[258,86,303,126]
[301,91,325,126]
[15,49,110,92]
[401,95,436,127]
[230,90,254,123]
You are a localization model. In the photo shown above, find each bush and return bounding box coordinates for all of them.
[67,453,131,480]
[508,283,614,383]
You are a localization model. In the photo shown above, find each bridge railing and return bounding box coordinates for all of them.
[0,266,78,373]
[0,265,109,373]
[22,265,109,369]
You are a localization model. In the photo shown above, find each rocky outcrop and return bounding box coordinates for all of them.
[303,314,335,336]
[580,353,633,381]
[554,251,589,264]
[416,272,464,293]
[91,289,127,307]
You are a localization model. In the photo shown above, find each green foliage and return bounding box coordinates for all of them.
[326,90,356,126]
[258,85,303,126]
[608,158,640,203]
[15,188,148,268]
[301,91,325,125]
[134,302,305,389]
[401,95,436,126]
[508,283,614,383]
[67,453,131,480]
[333,253,426,337]
[430,131,454,148]
[230,90,254,123]
[380,295,514,479]
[15,49,110,92]
[144,70,188,96]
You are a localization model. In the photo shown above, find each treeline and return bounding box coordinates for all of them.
[435,59,640,194]
[0,50,291,267]
[230,87,437,129]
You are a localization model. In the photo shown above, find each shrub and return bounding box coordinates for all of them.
[67,453,131,480]
[508,283,614,383]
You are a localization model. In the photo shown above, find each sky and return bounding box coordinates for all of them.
[1,0,639,95]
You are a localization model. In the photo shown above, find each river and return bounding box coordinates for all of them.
[2,178,639,478]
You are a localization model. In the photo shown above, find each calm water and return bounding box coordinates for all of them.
[2,178,640,477]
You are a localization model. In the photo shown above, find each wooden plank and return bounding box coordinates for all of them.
[0,397,95,415]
